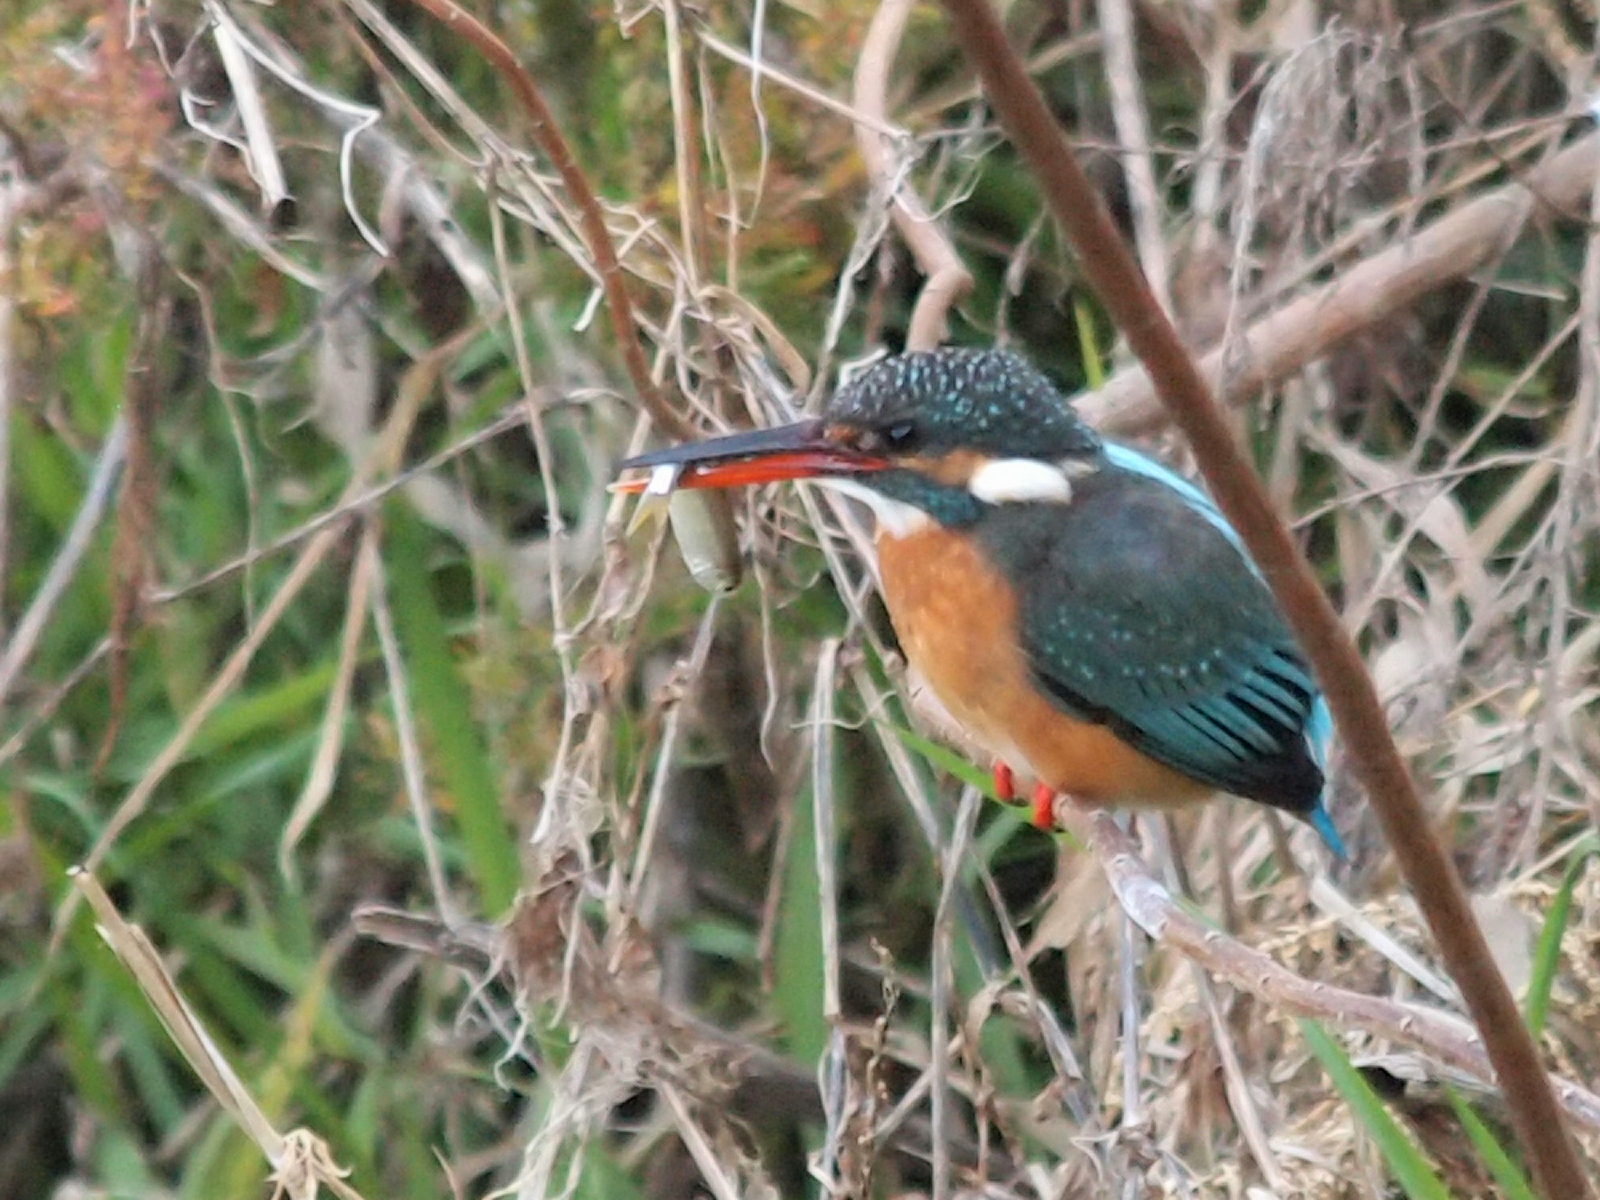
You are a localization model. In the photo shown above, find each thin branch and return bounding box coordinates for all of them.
[149,406,527,604]
[54,512,358,955]
[625,596,723,908]
[663,0,707,291]
[1082,131,1600,435]
[853,0,973,351]
[351,902,1015,1174]
[811,639,844,1024]
[73,870,367,1199]
[930,783,983,1200]
[397,0,692,441]
[0,155,23,620]
[1074,811,1600,1136]
[1097,0,1170,313]
[936,6,1593,1197]
[279,523,377,876]
[209,5,291,215]
[699,31,903,138]
[0,640,109,773]
[369,540,457,925]
[0,418,127,711]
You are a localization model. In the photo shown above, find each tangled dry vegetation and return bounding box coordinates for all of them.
[3,0,1600,1197]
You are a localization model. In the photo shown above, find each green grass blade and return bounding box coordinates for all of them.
[775,781,829,1064]
[1299,1019,1452,1200]
[0,992,51,1091]
[883,720,1083,857]
[1073,295,1108,391]
[1525,835,1599,1037]
[883,720,997,798]
[186,663,338,762]
[874,724,1036,1095]
[1445,1087,1537,1200]
[383,508,521,914]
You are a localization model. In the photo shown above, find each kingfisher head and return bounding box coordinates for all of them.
[618,349,1104,533]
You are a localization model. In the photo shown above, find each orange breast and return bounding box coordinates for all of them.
[876,526,1210,807]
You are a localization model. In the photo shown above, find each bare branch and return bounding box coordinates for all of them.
[1097,0,1171,313]
[1075,811,1600,1136]
[1083,132,1600,435]
[396,0,693,441]
[853,0,973,351]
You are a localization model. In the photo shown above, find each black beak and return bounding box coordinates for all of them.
[616,420,889,491]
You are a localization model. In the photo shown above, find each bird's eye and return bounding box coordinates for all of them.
[883,422,917,450]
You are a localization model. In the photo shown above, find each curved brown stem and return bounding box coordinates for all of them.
[1073,812,1600,1137]
[1082,132,1600,436]
[853,0,973,351]
[935,3,1593,1196]
[398,0,692,441]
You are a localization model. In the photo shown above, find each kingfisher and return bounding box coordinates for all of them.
[618,348,1347,859]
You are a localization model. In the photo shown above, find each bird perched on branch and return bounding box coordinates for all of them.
[617,348,1346,859]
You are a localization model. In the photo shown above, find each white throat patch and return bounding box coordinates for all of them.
[967,457,1075,505]
[815,477,932,537]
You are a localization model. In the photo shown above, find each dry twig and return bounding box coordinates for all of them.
[397,0,692,442]
[1083,131,1600,434]
[852,0,973,351]
[1076,810,1600,1135]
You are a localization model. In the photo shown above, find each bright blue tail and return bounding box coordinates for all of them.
[1305,696,1347,859]
[1307,799,1349,861]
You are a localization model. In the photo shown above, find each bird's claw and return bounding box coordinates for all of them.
[994,762,1060,831]
[993,761,1017,803]
[1031,784,1056,830]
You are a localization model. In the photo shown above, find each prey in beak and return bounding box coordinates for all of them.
[613,420,892,497]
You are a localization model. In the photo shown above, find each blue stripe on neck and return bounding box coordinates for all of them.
[1103,442,1243,552]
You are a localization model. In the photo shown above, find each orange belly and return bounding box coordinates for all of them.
[876,525,1210,807]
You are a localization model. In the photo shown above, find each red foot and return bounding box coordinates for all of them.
[995,764,1061,830]
[1031,784,1056,830]
[993,761,1017,803]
